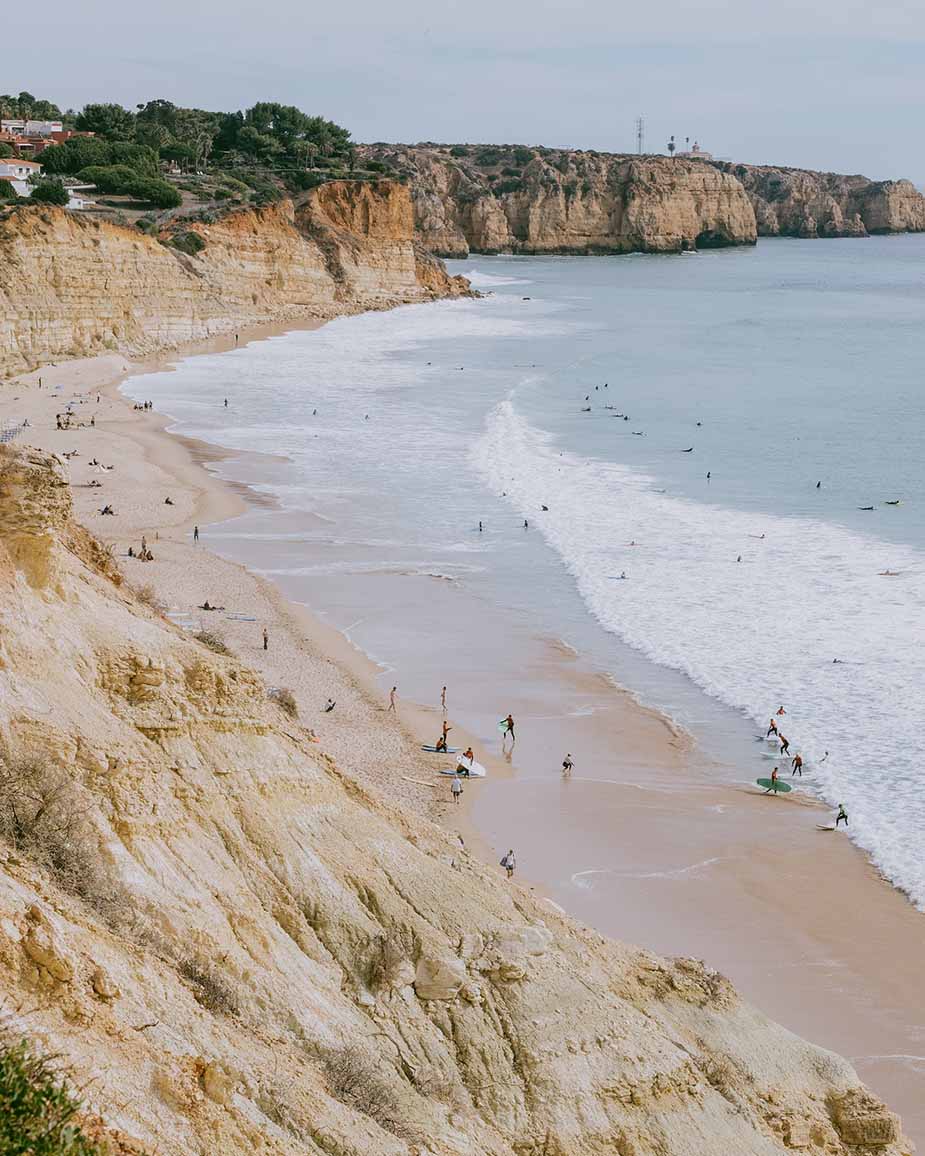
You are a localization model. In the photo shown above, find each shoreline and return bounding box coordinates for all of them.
[4,321,925,1143]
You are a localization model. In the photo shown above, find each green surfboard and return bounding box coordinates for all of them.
[757,777,792,793]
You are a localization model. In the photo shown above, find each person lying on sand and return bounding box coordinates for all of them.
[99,505,115,515]
[198,601,226,611]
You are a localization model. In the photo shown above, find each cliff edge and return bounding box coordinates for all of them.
[361,144,757,256]
[0,181,470,377]
[709,162,925,238]
[0,445,910,1156]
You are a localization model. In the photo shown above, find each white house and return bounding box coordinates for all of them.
[24,120,63,136]
[0,157,42,197]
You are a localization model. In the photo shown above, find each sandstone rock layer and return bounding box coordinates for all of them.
[0,182,469,376]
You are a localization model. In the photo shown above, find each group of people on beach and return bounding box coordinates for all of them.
[764,706,847,826]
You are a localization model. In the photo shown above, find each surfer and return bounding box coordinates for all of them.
[502,714,515,744]
[500,849,516,879]
[779,735,791,756]
[461,746,475,765]
[776,706,786,715]
[836,804,849,827]
[820,750,829,763]
[435,734,448,752]
[764,768,780,793]
[791,753,803,776]
[767,718,778,737]
[562,753,573,776]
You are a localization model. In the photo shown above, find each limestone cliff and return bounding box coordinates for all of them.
[709,162,925,238]
[360,144,757,256]
[0,445,911,1156]
[0,182,469,376]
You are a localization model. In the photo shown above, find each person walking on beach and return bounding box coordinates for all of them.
[388,686,397,712]
[193,525,199,543]
[441,685,447,712]
[562,753,573,776]
[500,849,516,879]
[502,714,515,744]
[263,626,268,652]
[791,753,803,776]
[451,774,463,805]
[836,803,849,827]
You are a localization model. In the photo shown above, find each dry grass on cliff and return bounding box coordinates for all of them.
[0,756,132,930]
[133,582,165,613]
[321,1044,418,1143]
[269,686,298,719]
[177,956,242,1018]
[194,628,231,656]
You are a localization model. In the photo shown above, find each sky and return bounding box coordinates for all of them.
[7,0,925,183]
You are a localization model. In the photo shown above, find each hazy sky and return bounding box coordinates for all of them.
[8,0,925,183]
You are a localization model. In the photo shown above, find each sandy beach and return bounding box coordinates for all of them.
[3,326,924,1144]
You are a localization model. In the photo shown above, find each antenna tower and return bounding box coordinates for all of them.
[635,116,645,155]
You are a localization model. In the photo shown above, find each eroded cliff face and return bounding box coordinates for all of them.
[709,162,925,238]
[0,446,911,1156]
[360,145,757,256]
[0,182,469,376]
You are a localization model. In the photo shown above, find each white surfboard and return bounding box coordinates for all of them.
[441,759,487,779]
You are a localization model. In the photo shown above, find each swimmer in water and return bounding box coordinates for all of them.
[777,705,786,715]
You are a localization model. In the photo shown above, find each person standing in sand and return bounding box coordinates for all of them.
[263,627,268,651]
[502,714,515,744]
[441,685,447,712]
[562,753,573,776]
[442,719,452,744]
[451,775,463,805]
[193,525,199,543]
[389,686,397,711]
[501,849,516,878]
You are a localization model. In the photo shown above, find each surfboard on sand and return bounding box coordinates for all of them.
[441,760,487,779]
[816,824,836,831]
[757,777,792,793]
[421,745,460,753]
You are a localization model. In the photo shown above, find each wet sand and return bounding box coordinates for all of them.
[3,328,924,1143]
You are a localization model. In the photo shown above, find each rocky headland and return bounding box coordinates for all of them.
[360,143,925,256]
[0,440,911,1155]
[0,181,469,377]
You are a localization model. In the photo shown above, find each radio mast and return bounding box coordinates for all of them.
[635,116,645,155]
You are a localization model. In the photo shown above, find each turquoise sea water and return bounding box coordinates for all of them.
[123,236,925,908]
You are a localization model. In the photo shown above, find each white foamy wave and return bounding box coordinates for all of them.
[459,268,532,287]
[474,400,925,908]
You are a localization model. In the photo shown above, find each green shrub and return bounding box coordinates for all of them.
[0,1034,106,1156]
[75,164,138,193]
[0,178,17,202]
[495,177,525,196]
[475,148,502,167]
[449,145,469,157]
[171,230,206,255]
[501,165,521,177]
[513,147,534,166]
[30,180,69,206]
[126,176,182,209]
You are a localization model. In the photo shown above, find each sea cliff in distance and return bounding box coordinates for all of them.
[360,142,925,255]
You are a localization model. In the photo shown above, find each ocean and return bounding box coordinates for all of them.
[122,236,925,910]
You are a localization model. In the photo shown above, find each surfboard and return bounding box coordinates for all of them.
[441,760,487,779]
[816,824,836,831]
[498,721,511,731]
[756,778,792,793]
[421,745,460,754]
